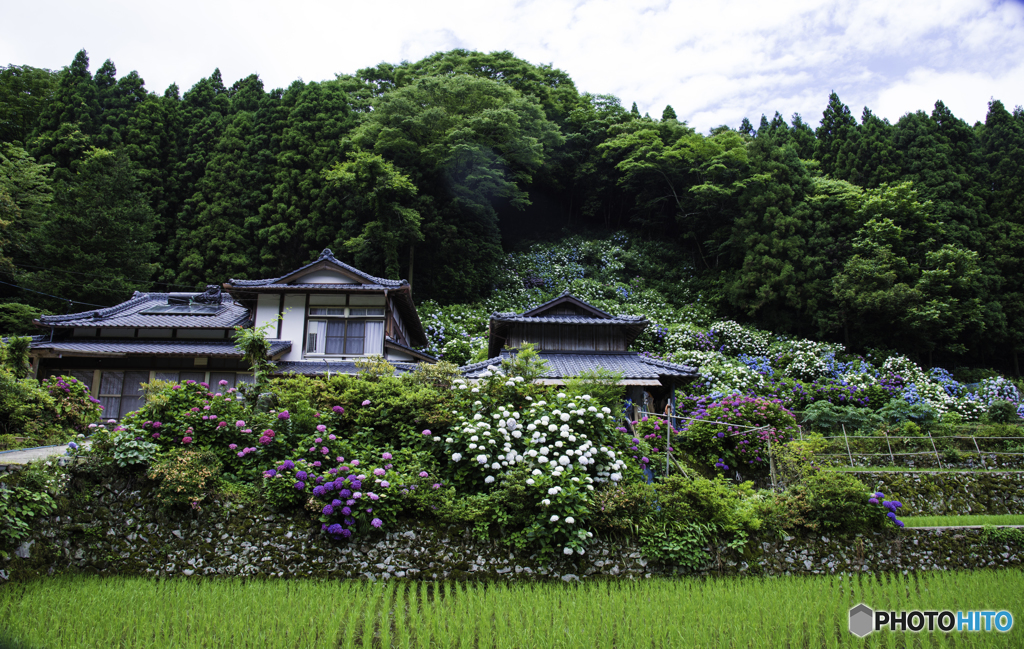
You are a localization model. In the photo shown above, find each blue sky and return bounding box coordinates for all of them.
[4,0,1023,133]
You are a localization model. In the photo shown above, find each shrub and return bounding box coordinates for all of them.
[678,395,797,479]
[147,449,222,510]
[0,460,67,555]
[983,400,1018,424]
[41,375,103,433]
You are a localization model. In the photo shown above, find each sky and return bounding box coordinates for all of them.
[4,0,1024,133]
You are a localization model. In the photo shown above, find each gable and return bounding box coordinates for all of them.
[524,295,612,319]
[291,268,359,284]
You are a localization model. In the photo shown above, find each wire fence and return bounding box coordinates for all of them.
[627,406,1024,479]
[805,425,1024,469]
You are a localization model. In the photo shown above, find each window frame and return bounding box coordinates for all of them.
[304,306,385,358]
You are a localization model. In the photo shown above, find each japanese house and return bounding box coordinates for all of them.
[461,291,698,411]
[28,249,433,417]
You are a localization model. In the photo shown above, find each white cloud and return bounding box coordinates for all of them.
[2,0,1022,132]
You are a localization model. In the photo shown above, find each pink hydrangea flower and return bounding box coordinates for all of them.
[182,436,193,444]
[373,468,386,477]
[229,444,238,450]
[422,429,431,436]
[419,471,429,478]
[316,424,327,432]
[236,420,245,427]
[382,452,392,460]
[361,400,371,406]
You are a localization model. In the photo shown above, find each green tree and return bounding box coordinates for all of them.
[25,148,157,307]
[0,65,57,146]
[348,73,563,301]
[814,92,856,177]
[324,152,423,280]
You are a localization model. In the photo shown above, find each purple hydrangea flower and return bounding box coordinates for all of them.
[322,504,334,515]
[374,468,386,477]
[278,411,290,420]
[313,486,326,497]
[332,405,344,414]
[371,518,383,528]
[294,481,306,490]
[296,471,307,481]
[362,400,371,406]
[331,499,342,507]
[327,523,343,535]
[264,469,277,478]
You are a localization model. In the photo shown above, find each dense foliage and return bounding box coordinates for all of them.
[1,51,1022,373]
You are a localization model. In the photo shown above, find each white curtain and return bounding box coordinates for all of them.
[364,320,384,355]
[306,320,327,354]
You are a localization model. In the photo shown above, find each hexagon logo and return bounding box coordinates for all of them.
[849,603,874,637]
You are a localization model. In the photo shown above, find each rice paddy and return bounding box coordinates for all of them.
[1,570,1021,648]
[901,515,1024,527]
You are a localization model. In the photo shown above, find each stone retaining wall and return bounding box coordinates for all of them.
[851,471,1024,516]
[2,475,1021,584]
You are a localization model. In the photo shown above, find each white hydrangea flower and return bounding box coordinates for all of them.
[491,462,501,470]
[558,456,571,466]
[473,414,483,421]
[568,435,576,442]
[550,515,559,522]
[468,443,477,450]
[563,547,573,555]
[512,431,522,439]
[446,437,454,443]
[526,479,535,485]
[548,424,558,432]
[596,414,604,419]
[484,476,495,484]
[452,453,462,462]
[477,454,488,464]
[532,469,542,475]
[527,424,537,431]
[565,517,575,524]
[541,499,551,506]
[560,413,571,422]
[470,435,479,442]
[539,456,548,463]
[471,387,479,392]
[610,472,623,482]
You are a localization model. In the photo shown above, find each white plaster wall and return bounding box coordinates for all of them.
[255,294,280,336]
[279,295,307,361]
[294,269,356,284]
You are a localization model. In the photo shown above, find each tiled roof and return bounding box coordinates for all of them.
[29,339,292,358]
[490,314,647,324]
[228,283,395,291]
[36,292,249,329]
[227,249,406,288]
[384,337,437,362]
[522,290,617,318]
[460,351,697,382]
[273,360,419,376]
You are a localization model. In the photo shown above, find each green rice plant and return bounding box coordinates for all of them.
[1,572,1022,648]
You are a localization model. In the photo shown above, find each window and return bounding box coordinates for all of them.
[305,307,384,356]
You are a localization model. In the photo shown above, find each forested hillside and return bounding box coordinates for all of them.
[1,49,1023,372]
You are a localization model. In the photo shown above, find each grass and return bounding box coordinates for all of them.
[1,571,1022,648]
[901,514,1024,528]
[830,466,1023,473]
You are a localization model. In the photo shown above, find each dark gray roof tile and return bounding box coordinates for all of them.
[461,351,697,381]
[37,293,249,329]
[273,360,418,376]
[29,339,291,358]
[228,249,405,288]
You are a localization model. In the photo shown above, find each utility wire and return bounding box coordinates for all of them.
[0,279,110,308]
[11,263,267,296]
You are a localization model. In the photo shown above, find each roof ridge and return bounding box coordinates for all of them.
[39,292,155,324]
[227,249,407,288]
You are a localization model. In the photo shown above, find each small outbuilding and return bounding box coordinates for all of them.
[462,291,697,411]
